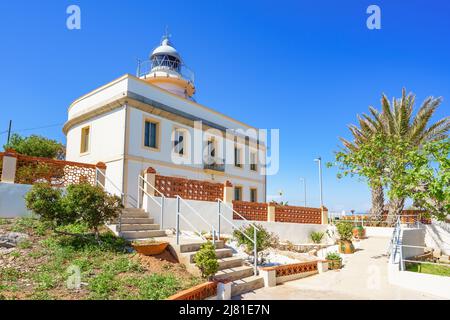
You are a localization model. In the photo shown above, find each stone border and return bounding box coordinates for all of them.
[260,260,328,287]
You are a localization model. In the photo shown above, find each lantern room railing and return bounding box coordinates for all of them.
[136,59,195,84]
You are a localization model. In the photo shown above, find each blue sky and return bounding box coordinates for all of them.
[0,1,449,212]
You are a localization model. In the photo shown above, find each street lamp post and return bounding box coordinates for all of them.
[314,157,323,207]
[299,177,306,207]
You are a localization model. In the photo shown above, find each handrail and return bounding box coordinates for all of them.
[217,199,258,275]
[137,175,165,229]
[96,168,126,234]
[217,199,260,232]
[175,195,217,246]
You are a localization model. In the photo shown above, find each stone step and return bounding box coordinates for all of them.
[214,265,255,282]
[231,275,264,297]
[217,256,243,271]
[120,224,161,231]
[121,230,166,240]
[184,248,233,263]
[121,217,154,224]
[121,211,149,218]
[179,240,225,253]
[122,208,146,213]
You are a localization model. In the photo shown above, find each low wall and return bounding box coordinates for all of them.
[365,227,394,238]
[146,197,234,234]
[388,262,450,299]
[233,220,329,244]
[260,261,327,287]
[146,197,329,243]
[0,183,32,218]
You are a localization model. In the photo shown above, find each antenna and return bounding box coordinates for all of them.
[162,25,172,42]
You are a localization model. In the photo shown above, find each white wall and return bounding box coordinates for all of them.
[146,197,234,234]
[388,260,450,299]
[0,183,33,218]
[401,227,426,259]
[235,220,328,244]
[145,195,328,244]
[365,227,394,238]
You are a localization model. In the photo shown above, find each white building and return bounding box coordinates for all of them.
[64,35,267,207]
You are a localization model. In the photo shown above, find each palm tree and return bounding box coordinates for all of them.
[340,114,385,220]
[376,89,449,219]
[341,88,449,220]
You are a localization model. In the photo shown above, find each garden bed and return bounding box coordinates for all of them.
[0,217,200,300]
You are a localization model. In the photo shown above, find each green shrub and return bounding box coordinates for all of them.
[233,224,276,256]
[193,241,219,279]
[62,183,122,238]
[326,252,342,261]
[336,221,353,241]
[310,231,325,244]
[25,183,72,227]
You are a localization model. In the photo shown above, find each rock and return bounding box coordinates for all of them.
[0,232,29,248]
[433,248,442,259]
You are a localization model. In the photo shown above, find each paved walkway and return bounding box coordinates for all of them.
[239,237,441,300]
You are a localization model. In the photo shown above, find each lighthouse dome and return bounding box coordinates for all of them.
[150,38,181,61]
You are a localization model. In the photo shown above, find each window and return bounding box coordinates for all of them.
[234,147,242,168]
[144,120,158,149]
[234,186,242,201]
[80,126,90,154]
[250,188,257,202]
[250,152,257,171]
[207,139,216,158]
[173,128,185,156]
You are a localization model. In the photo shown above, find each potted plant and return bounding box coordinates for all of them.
[132,239,169,256]
[352,225,365,239]
[326,252,342,269]
[310,231,325,244]
[336,221,355,254]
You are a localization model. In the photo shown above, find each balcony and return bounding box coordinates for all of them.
[203,157,225,172]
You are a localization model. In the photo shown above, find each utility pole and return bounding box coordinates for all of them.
[299,177,306,206]
[7,120,12,145]
[314,157,323,207]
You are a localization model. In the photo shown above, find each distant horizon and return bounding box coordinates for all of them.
[1,1,449,212]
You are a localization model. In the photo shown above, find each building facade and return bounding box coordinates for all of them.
[64,36,267,207]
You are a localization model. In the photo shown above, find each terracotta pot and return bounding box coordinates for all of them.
[132,242,169,256]
[352,226,365,239]
[328,259,342,270]
[338,240,355,254]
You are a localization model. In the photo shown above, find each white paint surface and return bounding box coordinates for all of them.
[0,183,33,218]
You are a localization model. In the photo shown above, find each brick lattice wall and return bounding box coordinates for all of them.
[155,175,224,202]
[274,205,322,224]
[232,201,268,221]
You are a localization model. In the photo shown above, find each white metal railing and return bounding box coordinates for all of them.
[217,199,260,275]
[176,195,218,246]
[136,59,195,84]
[137,175,165,229]
[96,168,126,233]
[397,244,450,272]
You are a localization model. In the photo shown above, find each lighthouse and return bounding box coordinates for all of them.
[138,35,195,99]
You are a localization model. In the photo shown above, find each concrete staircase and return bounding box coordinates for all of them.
[118,208,166,240]
[174,239,264,297]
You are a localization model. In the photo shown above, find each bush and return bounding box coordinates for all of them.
[192,241,219,279]
[25,182,122,239]
[310,231,325,244]
[325,252,342,261]
[335,221,354,241]
[25,183,73,227]
[233,224,277,263]
[63,183,122,239]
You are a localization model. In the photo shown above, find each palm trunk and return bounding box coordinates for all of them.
[386,197,405,224]
[370,183,384,220]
